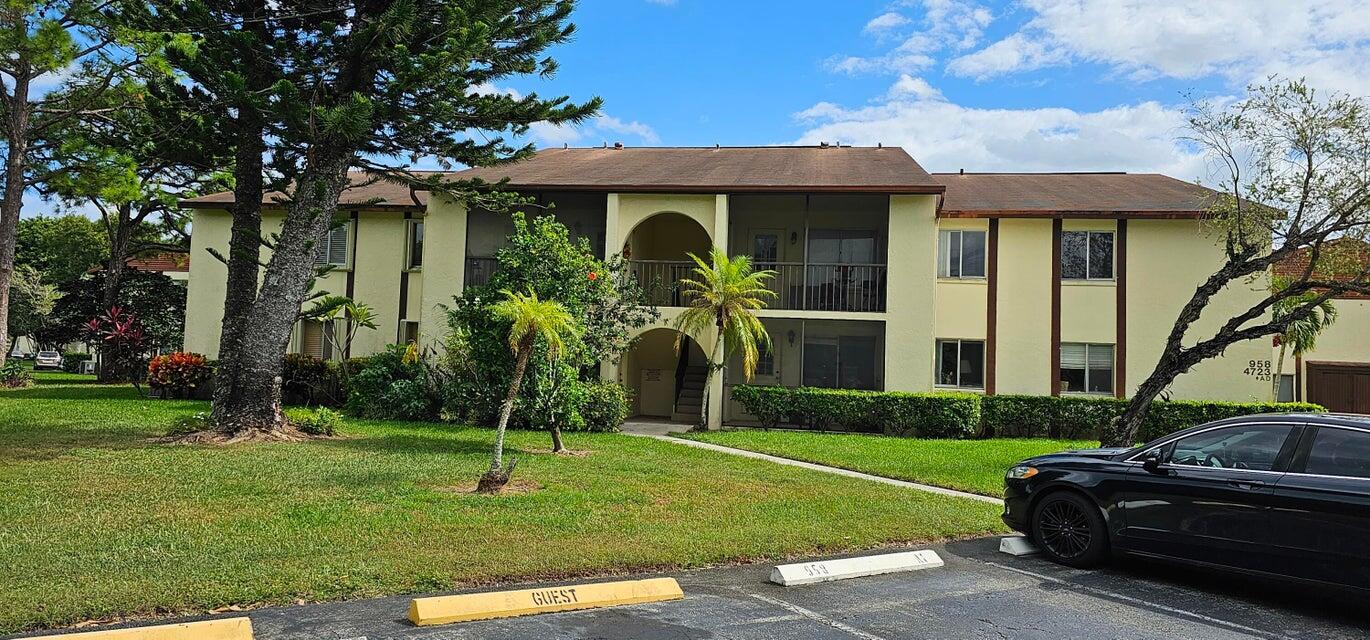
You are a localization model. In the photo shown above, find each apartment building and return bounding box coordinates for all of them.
[182,145,1276,427]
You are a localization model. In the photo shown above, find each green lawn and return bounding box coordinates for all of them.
[686,430,1098,497]
[0,375,1002,634]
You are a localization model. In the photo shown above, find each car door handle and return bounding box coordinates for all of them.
[1225,478,1266,490]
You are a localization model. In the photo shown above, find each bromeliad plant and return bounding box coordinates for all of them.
[673,247,777,431]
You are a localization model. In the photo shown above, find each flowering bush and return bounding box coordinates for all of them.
[147,352,212,399]
[0,360,32,388]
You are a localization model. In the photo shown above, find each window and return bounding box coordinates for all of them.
[399,320,420,345]
[1060,343,1114,394]
[937,230,986,278]
[314,221,351,267]
[803,335,877,390]
[935,339,984,388]
[755,347,775,377]
[1164,424,1295,471]
[808,229,877,264]
[1061,230,1114,280]
[1277,374,1296,403]
[298,320,334,359]
[753,233,779,264]
[407,220,424,269]
[1304,427,1370,478]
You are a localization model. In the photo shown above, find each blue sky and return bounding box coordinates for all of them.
[502,0,1370,181]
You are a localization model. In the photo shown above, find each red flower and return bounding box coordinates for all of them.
[587,271,598,281]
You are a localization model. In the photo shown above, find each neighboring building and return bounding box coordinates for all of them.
[181,145,1275,427]
[1272,242,1370,412]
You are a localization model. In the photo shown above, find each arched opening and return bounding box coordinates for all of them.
[624,212,712,307]
[621,327,709,423]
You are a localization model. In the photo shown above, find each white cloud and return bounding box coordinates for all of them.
[864,12,911,35]
[645,0,676,5]
[528,113,660,147]
[947,0,1370,94]
[794,77,1209,180]
[825,0,992,75]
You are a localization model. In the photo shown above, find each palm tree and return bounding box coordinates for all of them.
[1271,277,1338,400]
[673,247,776,430]
[479,289,577,493]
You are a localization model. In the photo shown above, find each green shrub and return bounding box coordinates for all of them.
[147,352,212,399]
[60,352,91,373]
[579,380,630,432]
[730,385,982,438]
[0,360,33,388]
[981,394,1325,442]
[282,354,341,406]
[288,407,343,436]
[347,345,439,421]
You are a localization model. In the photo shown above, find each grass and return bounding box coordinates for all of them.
[0,374,1003,634]
[685,429,1099,497]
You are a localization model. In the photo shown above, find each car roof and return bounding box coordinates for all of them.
[1205,412,1370,429]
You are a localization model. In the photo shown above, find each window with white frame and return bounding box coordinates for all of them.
[937,230,987,278]
[314,221,351,267]
[1061,230,1114,280]
[755,347,775,377]
[407,220,424,269]
[936,339,985,388]
[399,320,420,345]
[1060,343,1114,394]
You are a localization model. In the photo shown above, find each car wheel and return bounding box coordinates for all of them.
[1031,491,1108,568]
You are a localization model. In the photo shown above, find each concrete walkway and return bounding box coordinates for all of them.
[622,427,1002,505]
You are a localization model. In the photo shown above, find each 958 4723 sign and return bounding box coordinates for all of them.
[1244,359,1272,381]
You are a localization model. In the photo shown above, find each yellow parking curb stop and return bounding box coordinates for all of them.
[408,577,684,626]
[28,618,252,640]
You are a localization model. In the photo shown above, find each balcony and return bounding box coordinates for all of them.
[628,259,887,312]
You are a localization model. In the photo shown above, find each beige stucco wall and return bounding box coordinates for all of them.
[884,194,938,392]
[1127,219,1270,401]
[417,196,466,351]
[185,207,421,359]
[994,219,1053,395]
[933,218,990,347]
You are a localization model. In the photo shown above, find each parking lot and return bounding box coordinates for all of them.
[104,536,1365,640]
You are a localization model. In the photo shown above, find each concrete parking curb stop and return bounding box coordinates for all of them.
[25,618,252,640]
[407,577,684,626]
[998,535,1041,556]
[770,549,944,586]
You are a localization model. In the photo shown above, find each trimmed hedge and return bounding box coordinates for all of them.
[730,385,982,438]
[732,384,1324,441]
[60,352,92,374]
[982,394,1325,442]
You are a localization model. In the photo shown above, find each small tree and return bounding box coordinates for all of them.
[84,306,147,386]
[480,289,577,493]
[300,295,378,389]
[1107,79,1370,446]
[6,265,56,352]
[672,248,776,431]
[1271,275,1338,398]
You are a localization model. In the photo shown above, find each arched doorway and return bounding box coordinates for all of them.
[621,327,709,422]
[624,212,712,307]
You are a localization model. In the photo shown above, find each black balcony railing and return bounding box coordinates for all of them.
[628,260,887,312]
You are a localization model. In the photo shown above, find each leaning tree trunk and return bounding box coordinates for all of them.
[480,334,534,492]
[1272,341,1290,400]
[213,154,353,435]
[0,69,31,370]
[100,203,134,311]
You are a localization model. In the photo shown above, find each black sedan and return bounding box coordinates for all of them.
[1003,413,1370,590]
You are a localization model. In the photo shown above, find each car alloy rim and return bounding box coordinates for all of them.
[1038,500,1091,559]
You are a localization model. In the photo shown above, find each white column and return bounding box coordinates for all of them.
[418,196,467,352]
[707,194,729,429]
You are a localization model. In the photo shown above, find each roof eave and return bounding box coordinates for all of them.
[938,209,1207,219]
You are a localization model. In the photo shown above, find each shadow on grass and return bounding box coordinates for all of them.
[0,385,156,401]
[318,430,497,458]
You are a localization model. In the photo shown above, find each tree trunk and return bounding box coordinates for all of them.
[696,329,725,431]
[550,424,565,453]
[101,204,134,310]
[209,113,267,430]
[215,155,352,434]
[0,69,31,370]
[480,334,534,492]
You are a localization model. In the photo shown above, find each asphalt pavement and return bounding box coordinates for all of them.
[25,536,1367,640]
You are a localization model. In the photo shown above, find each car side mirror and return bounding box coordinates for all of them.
[1141,451,1163,473]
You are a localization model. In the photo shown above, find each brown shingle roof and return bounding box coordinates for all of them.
[935,172,1222,218]
[1274,239,1370,299]
[448,145,942,193]
[126,253,190,273]
[181,173,434,209]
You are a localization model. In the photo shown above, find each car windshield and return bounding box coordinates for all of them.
[37,352,59,357]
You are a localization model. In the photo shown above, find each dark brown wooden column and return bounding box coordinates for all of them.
[1050,218,1062,396]
[986,219,999,395]
[397,211,412,343]
[1115,219,1127,398]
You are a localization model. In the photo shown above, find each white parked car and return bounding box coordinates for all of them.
[33,351,62,370]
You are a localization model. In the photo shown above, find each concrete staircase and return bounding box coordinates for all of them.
[671,366,708,424]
